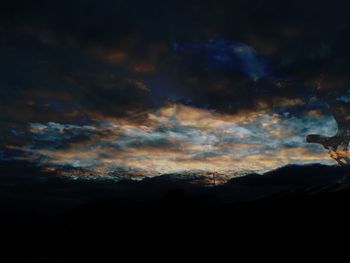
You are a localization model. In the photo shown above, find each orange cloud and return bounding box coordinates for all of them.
[132,63,156,73]
[9,103,336,180]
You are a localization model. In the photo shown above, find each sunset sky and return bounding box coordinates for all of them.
[1,0,350,179]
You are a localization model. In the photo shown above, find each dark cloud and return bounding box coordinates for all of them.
[1,0,350,175]
[2,0,350,115]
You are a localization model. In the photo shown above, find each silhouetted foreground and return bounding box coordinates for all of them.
[1,162,350,261]
[306,90,350,166]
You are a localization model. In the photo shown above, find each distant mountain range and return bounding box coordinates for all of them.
[0,160,349,212]
[1,159,350,260]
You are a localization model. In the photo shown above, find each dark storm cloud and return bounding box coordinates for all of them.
[0,29,155,148]
[2,0,350,115]
[2,0,350,176]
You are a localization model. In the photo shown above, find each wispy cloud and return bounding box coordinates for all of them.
[8,103,337,178]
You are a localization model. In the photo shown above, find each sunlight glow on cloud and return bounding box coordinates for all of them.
[9,103,337,179]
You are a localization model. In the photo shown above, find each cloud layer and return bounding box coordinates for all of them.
[2,0,350,179]
[6,104,336,179]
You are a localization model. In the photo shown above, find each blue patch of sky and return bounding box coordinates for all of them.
[173,39,272,81]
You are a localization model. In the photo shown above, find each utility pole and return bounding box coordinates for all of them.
[212,172,217,193]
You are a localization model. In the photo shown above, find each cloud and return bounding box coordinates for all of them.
[28,122,97,142]
[7,103,337,178]
[2,0,350,179]
[174,40,271,81]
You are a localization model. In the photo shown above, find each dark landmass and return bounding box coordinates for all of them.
[1,161,350,260]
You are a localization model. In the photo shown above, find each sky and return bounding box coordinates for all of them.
[1,0,350,180]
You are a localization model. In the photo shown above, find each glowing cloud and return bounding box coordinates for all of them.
[8,103,337,180]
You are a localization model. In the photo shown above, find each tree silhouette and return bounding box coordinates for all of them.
[306,87,350,166]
